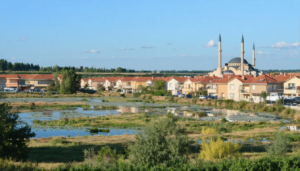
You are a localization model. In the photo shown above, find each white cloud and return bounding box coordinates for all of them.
[271,41,299,48]
[257,51,271,55]
[18,38,25,41]
[111,56,114,59]
[82,49,100,53]
[11,57,16,61]
[260,41,299,49]
[257,51,264,54]
[204,40,216,47]
[141,46,155,49]
[120,47,135,51]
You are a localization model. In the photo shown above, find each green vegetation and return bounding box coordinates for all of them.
[265,132,290,156]
[89,128,110,133]
[60,69,81,94]
[18,104,90,110]
[199,137,242,160]
[128,113,190,166]
[0,103,35,160]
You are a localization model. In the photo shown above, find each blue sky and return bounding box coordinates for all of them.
[0,0,299,70]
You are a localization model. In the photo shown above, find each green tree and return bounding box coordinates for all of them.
[128,113,190,166]
[153,80,165,90]
[52,72,60,92]
[261,91,267,103]
[0,103,35,159]
[84,83,89,90]
[60,69,81,94]
[265,132,289,157]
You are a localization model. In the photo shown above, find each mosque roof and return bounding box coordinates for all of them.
[228,57,249,64]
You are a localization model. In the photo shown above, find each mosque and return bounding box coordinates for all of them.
[208,35,264,77]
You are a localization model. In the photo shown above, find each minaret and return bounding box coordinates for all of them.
[217,34,222,76]
[252,43,255,68]
[241,35,245,78]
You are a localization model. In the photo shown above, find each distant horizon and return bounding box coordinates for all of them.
[0,0,299,70]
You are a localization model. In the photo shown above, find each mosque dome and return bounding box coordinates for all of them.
[223,70,234,74]
[228,57,248,64]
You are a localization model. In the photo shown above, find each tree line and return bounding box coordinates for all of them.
[0,59,40,71]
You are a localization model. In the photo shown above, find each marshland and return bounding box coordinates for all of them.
[2,93,300,170]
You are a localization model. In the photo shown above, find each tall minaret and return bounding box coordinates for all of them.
[252,43,255,68]
[217,34,222,76]
[241,35,245,78]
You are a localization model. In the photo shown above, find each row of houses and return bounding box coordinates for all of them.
[0,74,59,91]
[81,73,300,103]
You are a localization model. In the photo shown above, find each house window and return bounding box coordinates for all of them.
[253,85,255,90]
[38,81,48,84]
[230,93,234,99]
[230,84,235,89]
[19,80,25,85]
[169,83,172,88]
[288,83,295,89]
[222,93,225,97]
[188,84,190,89]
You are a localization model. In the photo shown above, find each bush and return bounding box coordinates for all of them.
[116,89,121,92]
[199,138,242,160]
[128,114,190,166]
[120,93,125,97]
[147,95,152,101]
[152,90,167,96]
[169,95,174,102]
[265,132,289,156]
[221,118,227,122]
[0,103,36,160]
[133,93,142,98]
[96,146,118,162]
[192,98,197,104]
[239,100,248,109]
[202,127,218,134]
[29,102,35,109]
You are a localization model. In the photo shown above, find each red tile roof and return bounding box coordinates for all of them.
[31,74,54,80]
[120,77,135,81]
[133,77,153,82]
[81,78,89,82]
[90,77,106,82]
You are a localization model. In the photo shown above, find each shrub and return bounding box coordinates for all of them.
[221,118,227,122]
[202,127,218,134]
[199,138,242,160]
[0,103,35,160]
[29,102,35,110]
[192,98,197,104]
[239,100,248,109]
[169,95,174,102]
[147,95,152,101]
[265,132,289,156]
[133,93,142,98]
[120,93,125,97]
[196,111,206,117]
[152,90,167,96]
[116,89,121,92]
[96,146,118,162]
[89,128,99,133]
[81,98,88,101]
[128,114,190,166]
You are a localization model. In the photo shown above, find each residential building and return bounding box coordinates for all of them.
[165,77,188,95]
[227,75,278,102]
[80,78,89,89]
[283,76,300,97]
[88,77,106,90]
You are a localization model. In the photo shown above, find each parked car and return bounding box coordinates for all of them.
[186,94,192,98]
[35,88,41,92]
[212,96,218,99]
[292,97,300,104]
[179,94,185,98]
[199,95,206,99]
[41,89,47,92]
[283,98,296,105]
[206,95,212,99]
[28,89,35,92]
